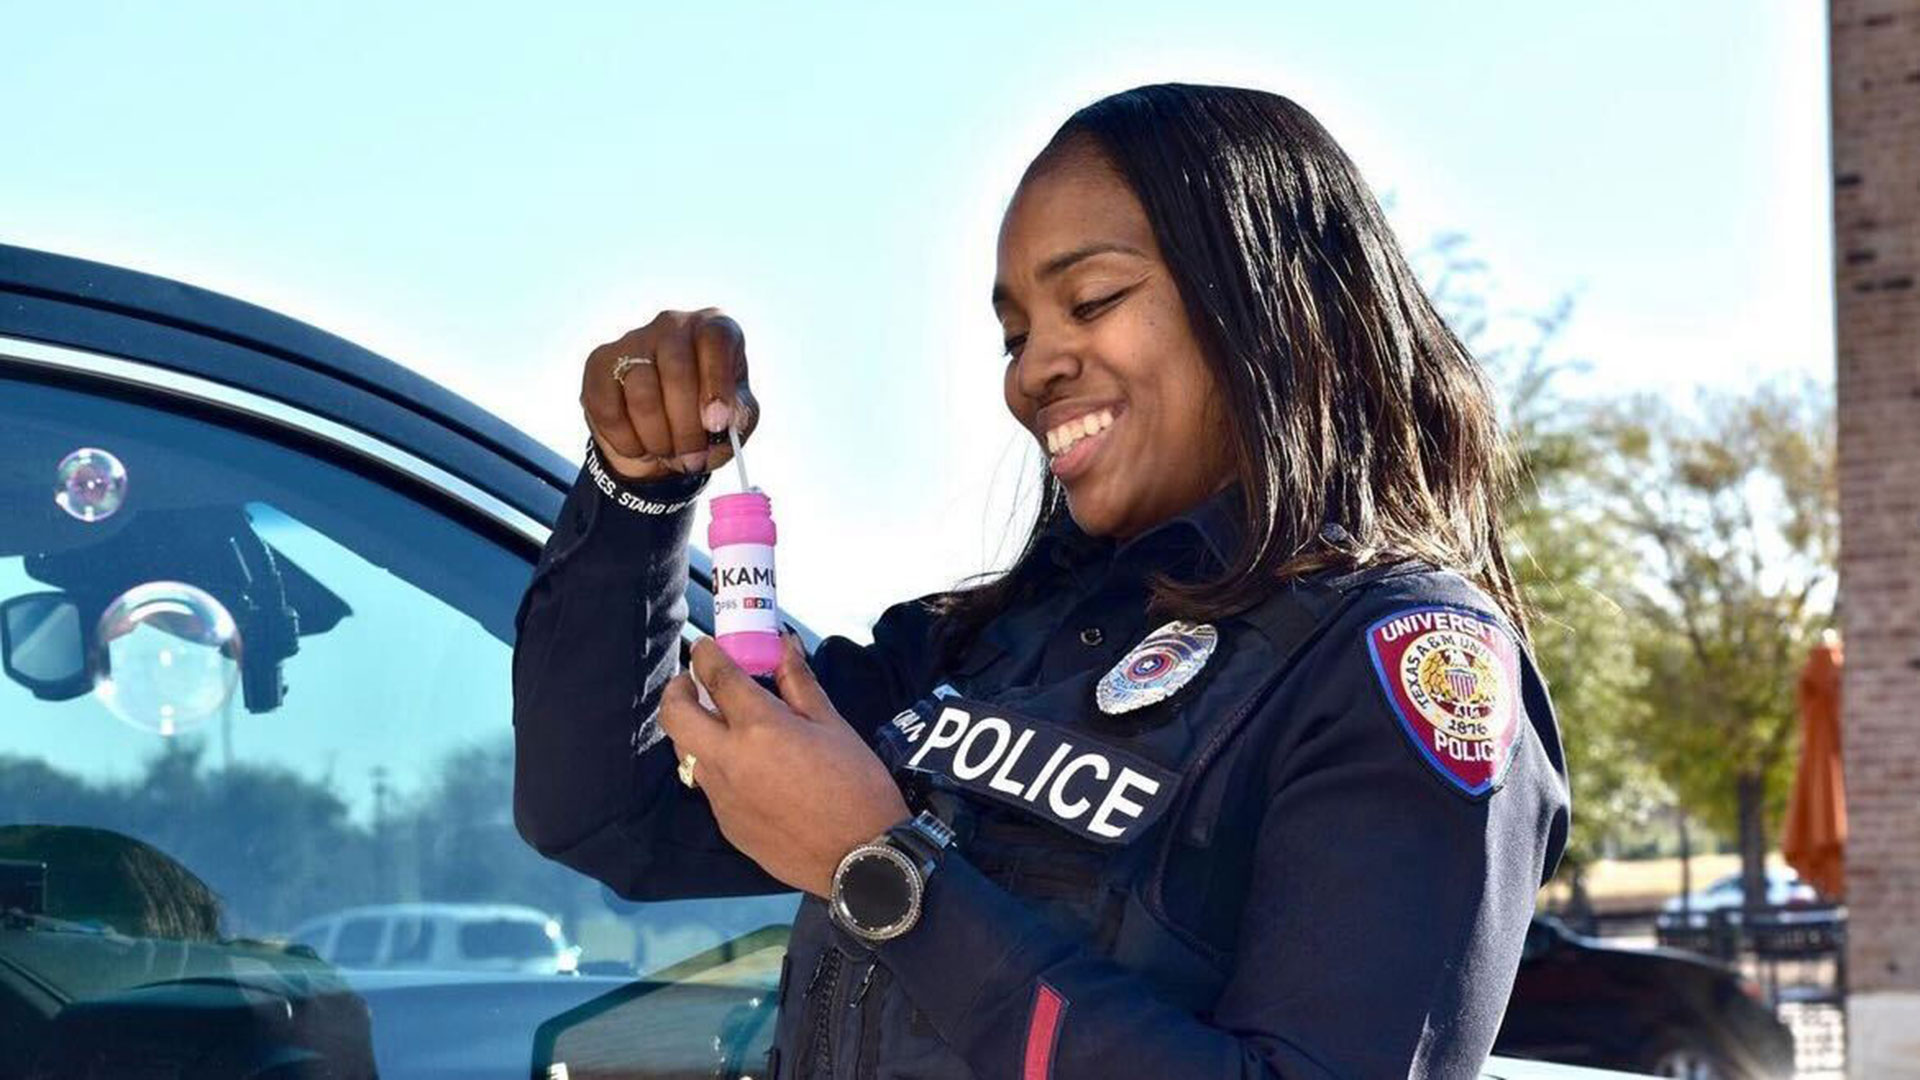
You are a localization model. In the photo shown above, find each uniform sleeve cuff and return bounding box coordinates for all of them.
[583,438,710,514]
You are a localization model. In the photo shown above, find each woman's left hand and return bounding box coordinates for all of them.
[660,635,910,897]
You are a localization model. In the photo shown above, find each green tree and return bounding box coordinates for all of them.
[1583,382,1838,909]
[1414,231,1839,912]
[405,739,596,925]
[1416,235,1666,886]
[0,740,382,937]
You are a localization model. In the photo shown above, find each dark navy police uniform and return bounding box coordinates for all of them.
[513,442,1571,1079]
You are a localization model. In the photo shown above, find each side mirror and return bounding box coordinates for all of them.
[0,592,89,700]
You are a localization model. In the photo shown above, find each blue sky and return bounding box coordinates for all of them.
[1,1,1833,638]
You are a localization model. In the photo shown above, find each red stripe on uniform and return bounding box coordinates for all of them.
[1022,981,1068,1080]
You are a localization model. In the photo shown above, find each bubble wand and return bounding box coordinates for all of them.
[727,423,751,492]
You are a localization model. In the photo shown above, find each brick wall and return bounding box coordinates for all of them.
[1832,2,1920,1072]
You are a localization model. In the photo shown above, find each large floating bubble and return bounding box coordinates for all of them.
[93,582,241,736]
[54,447,129,523]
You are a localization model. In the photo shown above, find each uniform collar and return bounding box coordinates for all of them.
[1033,482,1246,579]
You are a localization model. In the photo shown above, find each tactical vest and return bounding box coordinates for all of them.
[766,570,1385,1080]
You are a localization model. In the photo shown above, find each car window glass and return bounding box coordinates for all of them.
[460,918,555,961]
[333,918,384,966]
[1,377,524,934]
[0,369,797,1076]
[389,917,434,965]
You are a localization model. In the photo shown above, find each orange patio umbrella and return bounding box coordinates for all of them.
[1782,630,1846,900]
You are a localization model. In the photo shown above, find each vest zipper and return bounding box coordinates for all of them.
[850,960,890,1080]
[848,961,877,1008]
[801,948,843,1080]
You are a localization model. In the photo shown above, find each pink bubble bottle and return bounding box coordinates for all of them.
[708,489,781,676]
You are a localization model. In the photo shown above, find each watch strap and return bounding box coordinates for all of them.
[885,810,952,875]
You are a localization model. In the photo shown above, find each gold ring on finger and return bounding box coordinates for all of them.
[676,752,699,789]
[612,355,654,386]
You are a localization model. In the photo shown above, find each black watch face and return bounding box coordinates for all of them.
[841,849,915,933]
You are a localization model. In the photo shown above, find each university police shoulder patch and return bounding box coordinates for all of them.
[1365,605,1525,798]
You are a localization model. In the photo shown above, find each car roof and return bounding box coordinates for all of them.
[0,243,573,531]
[1705,868,1800,889]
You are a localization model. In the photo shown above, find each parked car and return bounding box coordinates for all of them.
[289,902,582,975]
[1497,915,1795,1080]
[0,244,1643,1078]
[1660,869,1820,924]
[1654,868,1844,972]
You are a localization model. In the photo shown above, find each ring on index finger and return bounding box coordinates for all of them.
[611,354,654,386]
[676,751,699,789]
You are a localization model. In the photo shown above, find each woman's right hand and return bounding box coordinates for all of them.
[580,308,761,482]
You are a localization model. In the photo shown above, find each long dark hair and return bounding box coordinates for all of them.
[929,83,1524,664]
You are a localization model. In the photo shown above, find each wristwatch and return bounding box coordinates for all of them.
[828,810,954,942]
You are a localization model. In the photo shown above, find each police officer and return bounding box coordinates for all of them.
[513,83,1570,1079]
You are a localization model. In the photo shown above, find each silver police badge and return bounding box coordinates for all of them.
[1095,620,1219,715]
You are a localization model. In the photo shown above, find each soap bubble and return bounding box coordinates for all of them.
[93,582,241,736]
[54,448,129,523]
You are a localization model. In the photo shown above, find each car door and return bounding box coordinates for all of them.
[0,244,797,1079]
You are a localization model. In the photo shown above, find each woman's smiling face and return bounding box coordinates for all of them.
[995,142,1236,540]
